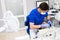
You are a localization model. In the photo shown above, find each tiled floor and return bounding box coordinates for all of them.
[0,29,27,40]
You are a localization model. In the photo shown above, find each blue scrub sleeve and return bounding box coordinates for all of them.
[28,15,35,23]
[28,10,35,23]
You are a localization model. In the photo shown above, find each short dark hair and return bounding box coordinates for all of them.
[39,2,49,10]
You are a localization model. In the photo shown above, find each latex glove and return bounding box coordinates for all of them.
[41,23,50,28]
[47,20,52,26]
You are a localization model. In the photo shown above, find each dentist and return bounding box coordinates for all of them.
[25,2,52,39]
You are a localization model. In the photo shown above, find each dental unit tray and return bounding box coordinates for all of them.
[37,27,56,39]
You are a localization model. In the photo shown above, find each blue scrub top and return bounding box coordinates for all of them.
[25,8,48,35]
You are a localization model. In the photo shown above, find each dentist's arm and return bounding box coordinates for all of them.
[46,16,51,20]
[30,22,42,29]
[46,16,52,26]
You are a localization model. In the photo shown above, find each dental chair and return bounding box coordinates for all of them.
[0,20,7,32]
[3,10,20,32]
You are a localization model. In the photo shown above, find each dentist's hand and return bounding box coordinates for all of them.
[47,20,52,26]
[41,23,50,28]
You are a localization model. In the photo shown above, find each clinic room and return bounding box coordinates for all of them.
[0,0,60,40]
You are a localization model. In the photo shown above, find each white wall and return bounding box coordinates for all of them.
[26,0,48,15]
[0,0,3,19]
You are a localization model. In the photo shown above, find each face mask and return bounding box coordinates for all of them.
[41,12,46,15]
